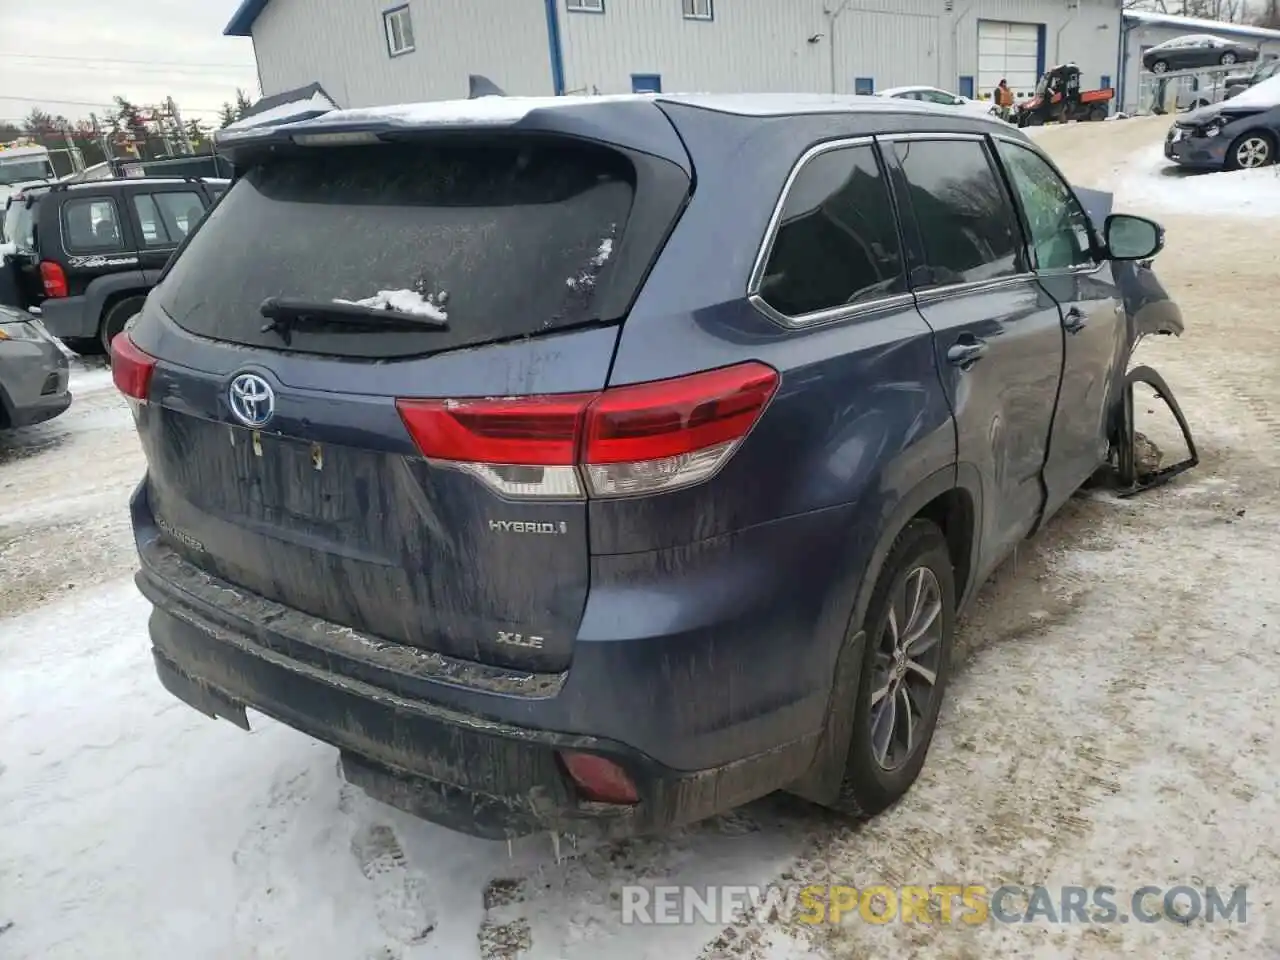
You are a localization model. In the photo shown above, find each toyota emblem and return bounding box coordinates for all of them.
[228,373,275,428]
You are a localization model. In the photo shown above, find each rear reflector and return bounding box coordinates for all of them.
[396,362,779,500]
[40,261,68,299]
[559,751,639,805]
[110,333,157,402]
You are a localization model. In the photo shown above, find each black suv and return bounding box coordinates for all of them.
[4,176,226,351]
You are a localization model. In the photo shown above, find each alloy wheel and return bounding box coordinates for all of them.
[1236,136,1271,168]
[1152,61,1167,73]
[869,566,945,771]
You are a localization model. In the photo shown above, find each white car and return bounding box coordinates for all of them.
[878,85,999,119]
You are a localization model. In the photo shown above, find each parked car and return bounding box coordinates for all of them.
[116,93,1168,840]
[878,85,998,119]
[0,304,71,429]
[4,176,226,353]
[1225,55,1280,98]
[1166,73,1280,169]
[1143,33,1259,74]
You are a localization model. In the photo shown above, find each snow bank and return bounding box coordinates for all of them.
[1119,143,1280,217]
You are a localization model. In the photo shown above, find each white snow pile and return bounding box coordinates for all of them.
[335,289,449,321]
[566,237,614,292]
[1118,143,1280,217]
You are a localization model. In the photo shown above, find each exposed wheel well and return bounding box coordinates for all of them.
[914,488,975,601]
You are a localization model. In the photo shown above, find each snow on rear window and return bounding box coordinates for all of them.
[334,287,448,320]
[155,140,636,359]
[566,234,615,292]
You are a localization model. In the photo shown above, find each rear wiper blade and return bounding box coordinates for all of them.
[258,296,449,343]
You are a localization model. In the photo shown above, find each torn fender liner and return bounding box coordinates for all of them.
[1115,365,1200,497]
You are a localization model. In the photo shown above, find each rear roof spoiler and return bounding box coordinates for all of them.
[212,96,693,175]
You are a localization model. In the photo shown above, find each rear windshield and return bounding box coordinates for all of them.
[156,139,635,358]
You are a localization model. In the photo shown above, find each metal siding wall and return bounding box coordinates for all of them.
[558,0,941,95]
[252,0,554,106]
[956,0,1119,99]
[248,0,1124,108]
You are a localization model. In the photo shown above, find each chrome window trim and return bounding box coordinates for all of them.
[746,135,912,330]
[875,131,988,143]
[911,273,1038,305]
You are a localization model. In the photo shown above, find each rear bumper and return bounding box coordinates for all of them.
[38,296,95,340]
[133,483,858,839]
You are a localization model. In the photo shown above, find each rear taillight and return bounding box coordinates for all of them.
[111,333,157,403]
[40,261,68,299]
[395,362,779,500]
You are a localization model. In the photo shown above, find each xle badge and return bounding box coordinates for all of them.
[497,631,545,650]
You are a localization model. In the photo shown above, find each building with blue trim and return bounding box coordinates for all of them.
[225,0,1124,109]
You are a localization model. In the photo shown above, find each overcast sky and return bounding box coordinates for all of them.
[0,0,258,129]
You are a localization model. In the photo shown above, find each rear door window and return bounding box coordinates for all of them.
[755,142,906,318]
[157,139,637,359]
[891,137,1025,288]
[62,197,125,253]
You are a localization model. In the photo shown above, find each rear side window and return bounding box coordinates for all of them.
[62,197,125,253]
[891,138,1024,288]
[157,139,636,359]
[133,191,205,246]
[756,143,906,318]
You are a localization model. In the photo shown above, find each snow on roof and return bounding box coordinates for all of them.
[1123,10,1280,43]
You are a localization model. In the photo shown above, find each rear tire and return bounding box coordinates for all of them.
[100,296,146,356]
[826,519,956,819]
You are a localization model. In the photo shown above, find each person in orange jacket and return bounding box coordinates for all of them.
[994,78,1015,120]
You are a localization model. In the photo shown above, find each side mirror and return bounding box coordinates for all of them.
[1105,213,1164,261]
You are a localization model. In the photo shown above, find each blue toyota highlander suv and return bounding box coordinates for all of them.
[114,93,1166,839]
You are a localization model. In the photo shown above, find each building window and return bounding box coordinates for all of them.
[683,0,713,20]
[854,77,875,95]
[567,0,604,13]
[384,5,415,57]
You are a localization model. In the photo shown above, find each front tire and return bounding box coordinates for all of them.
[100,296,146,356]
[1220,52,1238,65]
[1226,130,1274,170]
[828,519,956,818]
[1151,60,1168,74]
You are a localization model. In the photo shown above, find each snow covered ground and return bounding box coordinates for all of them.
[1118,142,1280,218]
[3,123,1280,959]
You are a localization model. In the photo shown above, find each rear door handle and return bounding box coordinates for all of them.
[1064,307,1088,334]
[947,338,988,368]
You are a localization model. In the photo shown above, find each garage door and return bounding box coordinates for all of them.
[977,20,1041,99]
